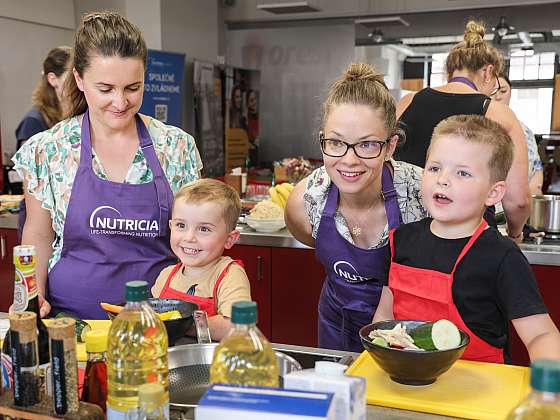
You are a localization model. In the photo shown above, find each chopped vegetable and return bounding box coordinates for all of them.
[100,302,123,314]
[410,320,461,351]
[369,323,421,350]
[158,310,182,321]
[371,337,389,347]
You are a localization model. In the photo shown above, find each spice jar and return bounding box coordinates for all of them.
[48,317,79,415]
[82,330,108,412]
[9,311,40,407]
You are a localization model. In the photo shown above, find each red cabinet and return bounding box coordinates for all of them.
[224,245,272,338]
[0,228,19,312]
[270,248,325,347]
[509,264,560,366]
[226,245,326,346]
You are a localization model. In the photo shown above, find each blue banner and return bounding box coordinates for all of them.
[140,49,186,127]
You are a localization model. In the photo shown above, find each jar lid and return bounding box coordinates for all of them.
[531,359,560,393]
[125,280,149,302]
[231,301,257,325]
[85,330,108,353]
[47,317,75,340]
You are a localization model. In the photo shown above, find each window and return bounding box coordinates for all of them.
[509,87,553,135]
[509,51,555,81]
[429,53,448,87]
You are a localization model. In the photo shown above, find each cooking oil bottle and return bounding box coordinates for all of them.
[506,359,560,419]
[106,281,169,419]
[210,301,279,387]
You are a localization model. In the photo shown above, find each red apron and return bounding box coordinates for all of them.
[388,220,504,363]
[159,259,243,316]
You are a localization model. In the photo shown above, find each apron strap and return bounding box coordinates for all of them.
[381,163,403,229]
[162,263,183,293]
[79,111,94,168]
[323,182,339,217]
[388,228,397,261]
[450,220,488,275]
[211,259,244,301]
[135,116,172,237]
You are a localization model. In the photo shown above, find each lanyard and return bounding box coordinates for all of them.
[449,77,477,91]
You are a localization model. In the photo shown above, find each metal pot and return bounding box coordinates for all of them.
[168,343,302,409]
[529,195,560,233]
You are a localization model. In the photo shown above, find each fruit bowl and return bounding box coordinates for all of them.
[359,320,470,385]
[245,215,286,233]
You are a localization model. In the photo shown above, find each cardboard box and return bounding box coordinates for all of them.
[195,384,335,420]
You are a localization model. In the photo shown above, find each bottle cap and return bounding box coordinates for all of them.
[231,301,257,325]
[85,330,108,353]
[138,383,167,412]
[125,280,149,302]
[314,361,346,376]
[13,245,36,257]
[530,359,560,393]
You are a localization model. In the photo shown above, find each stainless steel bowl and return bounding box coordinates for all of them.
[529,195,560,233]
[168,343,302,409]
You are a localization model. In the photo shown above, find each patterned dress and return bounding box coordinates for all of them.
[13,114,201,270]
[304,159,427,249]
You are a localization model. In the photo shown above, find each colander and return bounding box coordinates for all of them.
[168,343,302,408]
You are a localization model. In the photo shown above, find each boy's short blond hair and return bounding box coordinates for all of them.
[429,115,513,182]
[174,178,241,231]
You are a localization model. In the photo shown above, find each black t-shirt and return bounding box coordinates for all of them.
[383,218,547,351]
[397,88,490,167]
[15,107,49,149]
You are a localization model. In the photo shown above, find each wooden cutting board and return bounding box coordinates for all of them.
[346,351,530,420]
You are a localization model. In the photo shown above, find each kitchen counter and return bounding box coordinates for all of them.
[237,224,560,266]
[3,211,558,266]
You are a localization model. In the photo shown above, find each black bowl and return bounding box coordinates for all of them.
[106,298,199,346]
[359,320,470,386]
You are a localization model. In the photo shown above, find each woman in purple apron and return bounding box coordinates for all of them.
[13,12,201,319]
[285,63,427,352]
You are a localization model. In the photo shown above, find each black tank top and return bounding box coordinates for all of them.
[397,88,491,167]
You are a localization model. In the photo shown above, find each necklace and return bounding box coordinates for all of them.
[340,194,382,237]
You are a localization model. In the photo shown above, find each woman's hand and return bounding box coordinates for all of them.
[38,294,51,318]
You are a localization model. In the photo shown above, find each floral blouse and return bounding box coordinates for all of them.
[13,115,202,270]
[521,121,544,178]
[304,160,427,249]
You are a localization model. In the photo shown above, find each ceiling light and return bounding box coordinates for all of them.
[355,16,409,27]
[256,1,320,14]
[368,29,383,43]
[493,16,514,38]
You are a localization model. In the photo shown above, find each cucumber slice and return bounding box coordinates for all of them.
[371,337,388,347]
[411,320,461,351]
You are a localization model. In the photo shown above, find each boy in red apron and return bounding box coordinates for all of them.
[151,179,251,341]
[374,115,560,363]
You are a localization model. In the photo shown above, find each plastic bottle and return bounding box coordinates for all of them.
[210,301,279,387]
[506,359,560,419]
[82,330,108,412]
[284,361,366,420]
[106,281,169,419]
[137,383,169,420]
[2,245,50,395]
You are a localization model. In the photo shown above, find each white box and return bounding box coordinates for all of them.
[195,384,335,420]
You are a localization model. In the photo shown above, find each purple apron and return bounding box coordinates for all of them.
[47,111,176,319]
[316,164,402,352]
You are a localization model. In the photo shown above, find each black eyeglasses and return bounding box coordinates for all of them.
[489,76,501,96]
[320,133,388,159]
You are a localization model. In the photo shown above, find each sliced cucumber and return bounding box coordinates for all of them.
[411,319,461,351]
[371,337,389,347]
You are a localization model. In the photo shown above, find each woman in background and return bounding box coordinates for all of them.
[396,21,530,242]
[15,46,72,239]
[492,73,544,195]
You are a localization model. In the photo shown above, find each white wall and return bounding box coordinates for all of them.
[0,0,74,158]
[161,0,221,134]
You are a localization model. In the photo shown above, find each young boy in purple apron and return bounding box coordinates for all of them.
[285,63,427,352]
[13,12,201,319]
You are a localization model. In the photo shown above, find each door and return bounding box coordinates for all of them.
[0,228,19,311]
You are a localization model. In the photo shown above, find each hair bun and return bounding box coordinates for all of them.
[463,20,486,47]
[343,63,387,87]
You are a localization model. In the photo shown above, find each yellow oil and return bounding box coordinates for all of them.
[106,303,169,415]
[506,399,560,419]
[210,328,279,387]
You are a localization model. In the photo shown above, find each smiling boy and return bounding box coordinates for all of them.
[151,178,251,340]
[374,114,560,363]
